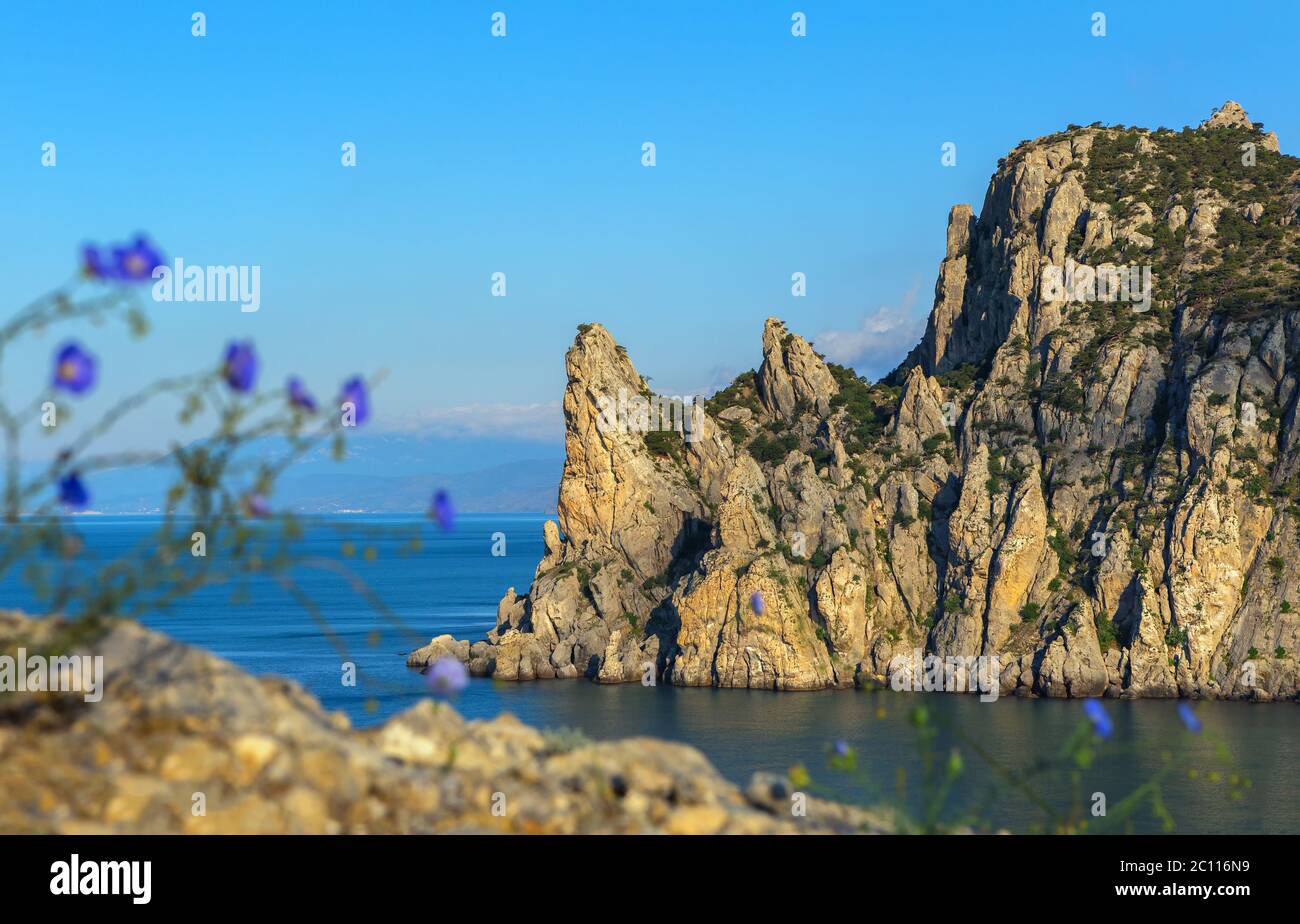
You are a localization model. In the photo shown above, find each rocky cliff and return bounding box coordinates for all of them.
[439,102,1300,701]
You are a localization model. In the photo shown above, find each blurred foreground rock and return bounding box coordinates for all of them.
[0,612,893,834]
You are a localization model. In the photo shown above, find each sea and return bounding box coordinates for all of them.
[2,513,1295,834]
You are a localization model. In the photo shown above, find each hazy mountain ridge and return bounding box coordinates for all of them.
[78,434,562,514]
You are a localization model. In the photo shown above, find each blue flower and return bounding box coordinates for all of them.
[828,738,856,771]
[58,473,89,510]
[750,591,765,615]
[425,656,470,700]
[80,244,110,280]
[52,342,97,395]
[243,493,270,518]
[111,236,165,281]
[430,489,455,531]
[339,376,369,426]
[1082,699,1113,740]
[1177,702,1202,733]
[286,376,317,412]
[222,341,258,393]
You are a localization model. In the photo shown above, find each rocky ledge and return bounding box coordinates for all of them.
[0,612,891,834]
[430,102,1300,701]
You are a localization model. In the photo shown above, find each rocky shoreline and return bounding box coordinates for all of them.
[0,611,892,834]
[425,102,1300,702]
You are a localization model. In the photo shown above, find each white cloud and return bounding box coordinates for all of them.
[814,284,926,378]
[381,401,564,441]
[372,292,930,443]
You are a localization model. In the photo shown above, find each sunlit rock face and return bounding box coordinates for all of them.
[453,103,1300,701]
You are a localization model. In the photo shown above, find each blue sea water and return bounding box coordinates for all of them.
[2,513,1296,834]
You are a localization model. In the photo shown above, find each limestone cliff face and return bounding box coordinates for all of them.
[466,323,720,685]
[447,102,1300,701]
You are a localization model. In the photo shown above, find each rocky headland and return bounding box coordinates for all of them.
[425,102,1300,701]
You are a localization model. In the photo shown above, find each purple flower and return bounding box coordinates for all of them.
[750,591,765,615]
[80,244,110,280]
[111,236,165,281]
[1082,699,1113,740]
[58,473,89,510]
[339,376,369,426]
[1177,702,1202,733]
[51,341,97,395]
[430,489,455,531]
[222,341,258,393]
[286,376,317,412]
[243,493,270,518]
[425,656,469,700]
[828,738,856,771]
[79,235,164,283]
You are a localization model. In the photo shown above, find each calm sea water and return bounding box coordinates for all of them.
[3,514,1296,834]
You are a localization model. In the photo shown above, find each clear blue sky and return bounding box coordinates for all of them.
[2,0,1296,453]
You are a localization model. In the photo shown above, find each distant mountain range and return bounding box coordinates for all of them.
[72,432,564,514]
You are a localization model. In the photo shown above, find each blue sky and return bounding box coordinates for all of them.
[2,0,1296,455]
